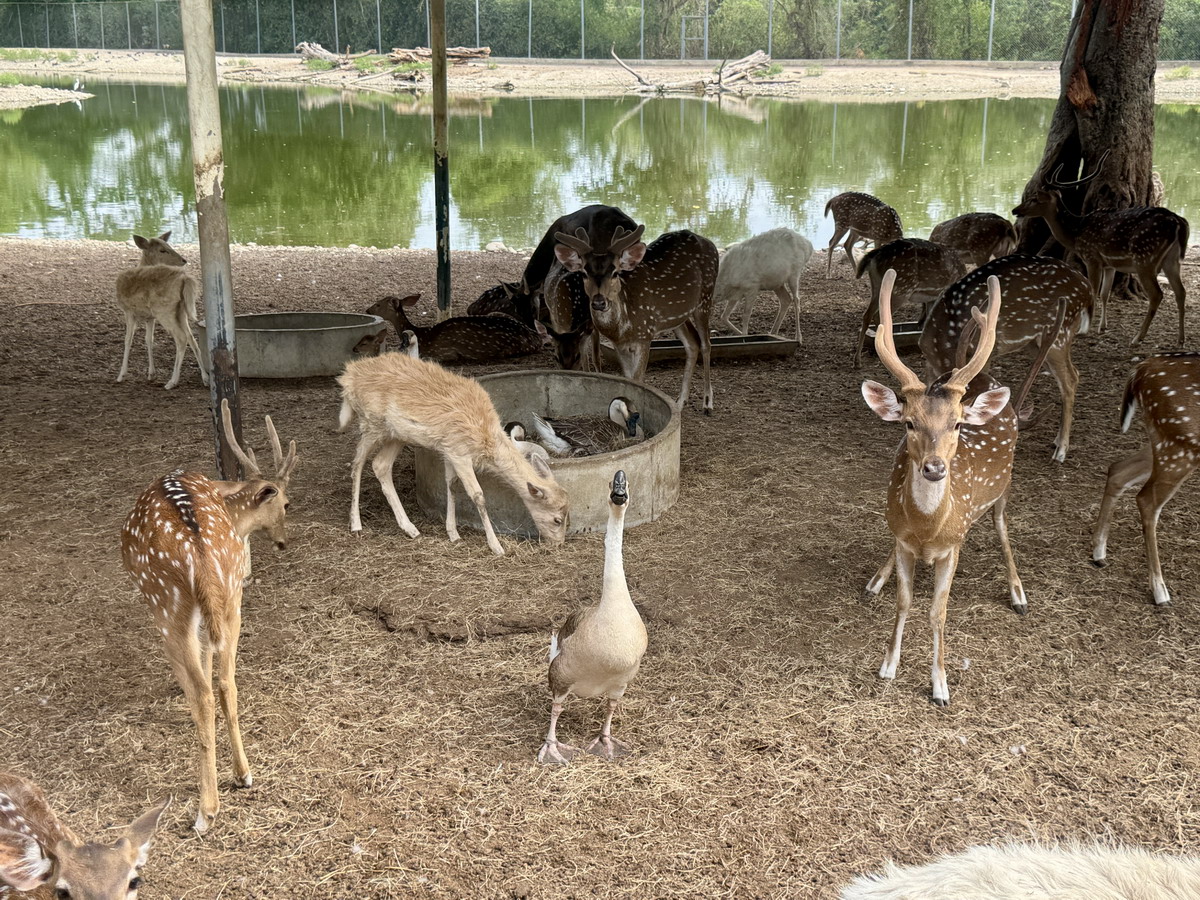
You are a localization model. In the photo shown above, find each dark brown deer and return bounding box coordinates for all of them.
[862,270,1053,706]
[854,238,967,368]
[467,280,525,318]
[919,255,1087,462]
[1092,353,1200,606]
[542,263,600,371]
[367,293,548,364]
[825,192,903,278]
[1013,161,1189,344]
[554,227,719,413]
[929,212,1018,267]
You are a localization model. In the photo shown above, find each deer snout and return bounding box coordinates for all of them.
[921,458,947,481]
[591,297,609,312]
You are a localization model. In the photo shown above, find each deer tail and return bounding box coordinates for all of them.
[824,197,834,218]
[337,397,356,432]
[1120,369,1142,434]
[181,277,199,322]
[1178,217,1190,259]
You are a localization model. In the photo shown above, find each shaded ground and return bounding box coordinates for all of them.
[1,237,1199,899]
[3,47,1200,103]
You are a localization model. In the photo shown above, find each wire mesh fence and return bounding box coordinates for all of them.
[0,0,1197,60]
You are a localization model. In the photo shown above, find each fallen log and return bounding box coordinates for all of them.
[612,47,773,94]
[389,45,491,64]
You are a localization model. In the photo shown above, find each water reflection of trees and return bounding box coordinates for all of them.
[1,86,1197,249]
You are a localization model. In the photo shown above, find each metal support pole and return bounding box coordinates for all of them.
[703,0,708,59]
[333,0,339,53]
[220,2,225,53]
[99,3,104,49]
[179,0,242,476]
[126,0,131,48]
[376,0,382,54]
[18,4,25,47]
[639,0,644,59]
[835,0,841,59]
[290,0,296,50]
[579,0,584,59]
[431,0,451,318]
[255,0,260,53]
[474,0,479,48]
[527,0,532,56]
[987,0,996,61]
[425,0,430,45]
[72,2,78,47]
[155,0,160,48]
[767,0,773,57]
[906,0,913,60]
[45,3,50,48]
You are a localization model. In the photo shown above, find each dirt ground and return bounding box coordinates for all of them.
[3,47,1200,105]
[2,237,1200,899]
[0,82,91,110]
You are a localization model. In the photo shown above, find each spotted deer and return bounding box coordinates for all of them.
[541,263,600,371]
[853,238,967,368]
[862,270,1052,705]
[1092,353,1200,606]
[824,192,903,278]
[554,227,720,413]
[0,772,167,899]
[1013,161,1190,344]
[928,212,1018,267]
[120,400,298,833]
[115,232,210,390]
[919,255,1087,462]
[367,294,547,364]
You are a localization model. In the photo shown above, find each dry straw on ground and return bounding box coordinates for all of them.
[1,238,1199,898]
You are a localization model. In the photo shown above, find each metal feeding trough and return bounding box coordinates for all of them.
[196,312,386,378]
[864,321,924,355]
[600,333,798,368]
[413,371,681,536]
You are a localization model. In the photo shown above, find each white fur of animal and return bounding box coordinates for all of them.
[504,422,552,465]
[115,231,210,390]
[714,228,814,342]
[337,352,570,556]
[841,843,1200,900]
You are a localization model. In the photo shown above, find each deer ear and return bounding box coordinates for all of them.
[253,485,279,506]
[528,453,553,480]
[527,482,547,499]
[133,234,150,250]
[862,380,904,421]
[400,293,421,308]
[963,387,1010,425]
[617,242,647,271]
[554,245,584,272]
[159,230,172,242]
[0,827,53,892]
[125,798,169,867]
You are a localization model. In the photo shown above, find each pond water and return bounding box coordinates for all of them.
[2,80,1197,250]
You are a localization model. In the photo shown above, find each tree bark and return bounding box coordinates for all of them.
[1015,0,1164,255]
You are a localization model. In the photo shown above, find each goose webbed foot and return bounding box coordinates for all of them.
[585,734,632,760]
[536,739,578,766]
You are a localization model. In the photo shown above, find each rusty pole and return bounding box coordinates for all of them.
[431,0,451,319]
[180,0,242,478]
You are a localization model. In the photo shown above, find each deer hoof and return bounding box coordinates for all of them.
[1012,603,1029,617]
[930,696,950,708]
[234,773,253,788]
[1089,557,1107,569]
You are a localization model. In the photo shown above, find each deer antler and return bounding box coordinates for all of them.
[946,275,1002,390]
[554,226,592,254]
[608,223,645,254]
[264,415,299,486]
[1048,149,1111,188]
[874,269,924,393]
[220,398,261,478]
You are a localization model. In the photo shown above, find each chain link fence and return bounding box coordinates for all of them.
[1,0,1197,60]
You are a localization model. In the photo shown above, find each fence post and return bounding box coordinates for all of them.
[906,0,913,60]
[255,0,260,52]
[579,0,584,59]
[126,0,131,48]
[220,2,225,52]
[639,0,644,58]
[72,2,78,47]
[987,0,996,60]
[155,0,160,48]
[99,3,104,49]
[45,2,50,48]
[376,0,382,53]
[767,0,773,57]
[703,0,709,60]
[290,0,295,50]
[527,0,531,56]
[17,3,24,47]
[475,0,479,47]
[333,0,339,53]
[835,0,841,58]
[430,0,451,317]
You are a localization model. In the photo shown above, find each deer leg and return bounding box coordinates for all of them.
[826,226,849,278]
[537,693,577,765]
[348,432,382,533]
[118,313,137,382]
[1162,250,1187,344]
[144,322,156,380]
[865,548,895,598]
[770,286,792,337]
[372,441,420,538]
[179,305,210,386]
[929,548,960,706]
[449,458,504,556]
[1133,265,1166,346]
[854,292,880,369]
[991,491,1027,613]
[215,605,252,789]
[161,315,188,391]
[673,323,700,413]
[1092,444,1153,566]
[841,230,862,272]
[879,545,916,682]
[164,629,219,833]
[585,697,631,760]
[1135,454,1194,607]
[1095,266,1115,334]
[1045,342,1078,463]
[443,457,461,543]
[790,277,803,345]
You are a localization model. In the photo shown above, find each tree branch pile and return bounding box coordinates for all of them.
[295,42,377,67]
[611,47,773,94]
[388,46,491,64]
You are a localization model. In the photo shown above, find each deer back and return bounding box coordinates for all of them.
[592,230,720,342]
[929,212,1017,263]
[422,315,545,363]
[115,265,197,319]
[919,255,1090,374]
[860,238,966,305]
[1077,206,1190,269]
[467,281,525,319]
[1125,353,1200,450]
[827,192,903,243]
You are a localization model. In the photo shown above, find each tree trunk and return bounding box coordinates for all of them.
[1014,0,1163,255]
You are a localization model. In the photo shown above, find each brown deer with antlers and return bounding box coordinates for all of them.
[121,400,298,833]
[854,238,967,368]
[1013,160,1189,344]
[554,226,720,413]
[825,192,903,278]
[919,255,1087,462]
[862,271,1052,706]
[1092,353,1200,606]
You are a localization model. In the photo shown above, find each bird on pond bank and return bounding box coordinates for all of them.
[530,397,644,458]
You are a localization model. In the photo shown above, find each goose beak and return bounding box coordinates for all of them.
[626,412,641,437]
[610,470,628,505]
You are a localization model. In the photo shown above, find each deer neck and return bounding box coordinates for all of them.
[892,454,959,539]
[391,303,430,340]
[1043,203,1084,253]
[218,481,265,538]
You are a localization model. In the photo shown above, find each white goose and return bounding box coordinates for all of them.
[537,470,647,765]
[531,397,644,458]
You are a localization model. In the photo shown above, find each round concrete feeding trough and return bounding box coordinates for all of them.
[414,371,681,536]
[197,312,386,378]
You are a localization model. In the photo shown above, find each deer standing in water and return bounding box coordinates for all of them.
[554,226,720,413]
[121,400,297,833]
[824,192,903,278]
[862,270,1051,705]
[1013,159,1189,344]
[0,772,167,898]
[1092,353,1200,606]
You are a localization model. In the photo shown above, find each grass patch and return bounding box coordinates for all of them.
[0,72,21,86]
[395,60,431,74]
[0,48,45,62]
[1164,65,1192,80]
[305,58,336,71]
[487,61,499,70]
[761,62,784,77]
[804,65,824,77]
[354,54,389,73]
